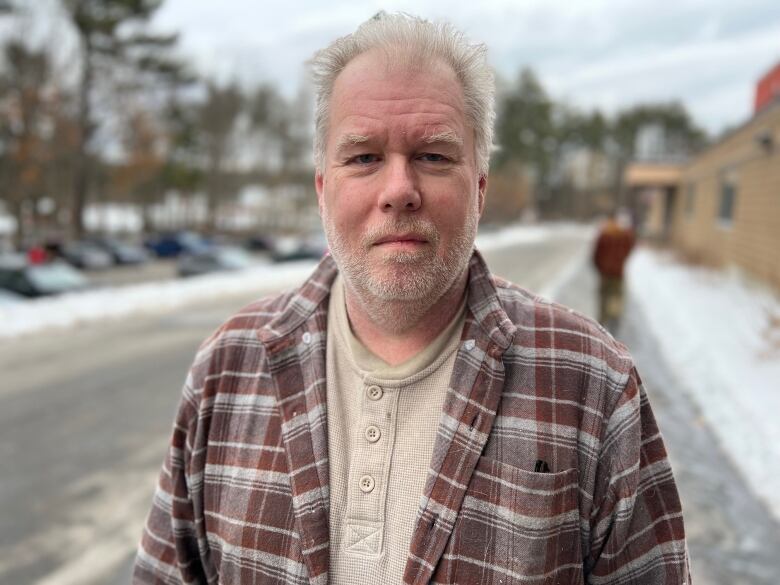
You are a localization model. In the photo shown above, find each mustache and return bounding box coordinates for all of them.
[363,218,440,247]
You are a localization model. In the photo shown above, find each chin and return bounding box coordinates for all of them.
[362,264,453,302]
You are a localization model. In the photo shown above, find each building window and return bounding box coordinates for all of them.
[685,183,696,219]
[718,170,738,226]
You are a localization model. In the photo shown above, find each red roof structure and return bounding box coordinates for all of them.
[754,61,780,114]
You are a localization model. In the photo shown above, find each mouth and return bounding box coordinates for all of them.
[372,233,429,247]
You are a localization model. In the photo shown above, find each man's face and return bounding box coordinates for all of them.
[315,50,486,303]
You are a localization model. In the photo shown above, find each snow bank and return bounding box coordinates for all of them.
[628,248,780,522]
[0,261,317,341]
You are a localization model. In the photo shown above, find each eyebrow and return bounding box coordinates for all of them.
[335,133,370,151]
[422,130,463,146]
[333,129,464,153]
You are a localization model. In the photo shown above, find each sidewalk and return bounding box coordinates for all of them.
[553,247,780,585]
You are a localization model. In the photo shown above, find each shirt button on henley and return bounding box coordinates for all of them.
[366,385,383,400]
[364,425,381,443]
[359,475,375,493]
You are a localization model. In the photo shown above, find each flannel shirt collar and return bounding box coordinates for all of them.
[257,249,516,350]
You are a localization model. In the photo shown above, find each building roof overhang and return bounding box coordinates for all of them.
[623,163,683,188]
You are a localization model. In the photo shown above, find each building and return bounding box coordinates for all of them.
[623,162,683,240]
[670,99,780,288]
[754,62,780,114]
[623,62,780,290]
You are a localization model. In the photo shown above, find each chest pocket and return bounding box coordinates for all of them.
[443,457,583,584]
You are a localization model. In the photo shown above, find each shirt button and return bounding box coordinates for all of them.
[464,339,476,351]
[366,385,383,401]
[359,475,375,493]
[364,425,381,443]
[302,332,312,344]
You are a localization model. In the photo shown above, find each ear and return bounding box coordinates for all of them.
[315,170,325,215]
[477,174,487,216]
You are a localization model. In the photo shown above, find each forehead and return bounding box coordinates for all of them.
[328,50,468,145]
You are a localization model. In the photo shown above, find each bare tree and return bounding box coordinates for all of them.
[199,81,243,231]
[62,0,178,236]
[0,41,67,246]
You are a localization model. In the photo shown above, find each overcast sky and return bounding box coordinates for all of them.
[149,0,780,136]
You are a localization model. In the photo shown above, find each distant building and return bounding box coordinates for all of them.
[623,163,683,239]
[622,121,694,238]
[670,98,780,289]
[754,61,780,114]
[626,63,780,290]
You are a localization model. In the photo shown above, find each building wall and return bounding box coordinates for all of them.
[642,188,667,239]
[671,103,780,288]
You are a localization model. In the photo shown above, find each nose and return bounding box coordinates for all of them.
[377,156,421,212]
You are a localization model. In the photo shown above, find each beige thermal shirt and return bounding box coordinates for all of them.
[326,275,467,584]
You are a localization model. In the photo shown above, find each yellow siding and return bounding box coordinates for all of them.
[671,103,780,288]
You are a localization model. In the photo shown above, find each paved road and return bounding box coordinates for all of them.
[0,233,588,585]
[4,231,778,585]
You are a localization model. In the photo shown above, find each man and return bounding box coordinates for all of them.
[593,210,636,333]
[135,13,690,585]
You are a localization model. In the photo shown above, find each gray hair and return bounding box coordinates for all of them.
[310,12,495,175]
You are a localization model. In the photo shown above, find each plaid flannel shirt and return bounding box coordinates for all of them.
[134,250,690,584]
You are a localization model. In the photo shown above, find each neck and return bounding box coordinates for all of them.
[343,270,468,366]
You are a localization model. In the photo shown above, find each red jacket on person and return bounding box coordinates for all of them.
[594,219,635,278]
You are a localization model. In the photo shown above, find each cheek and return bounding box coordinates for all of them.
[333,186,376,227]
[323,200,362,239]
[436,186,478,223]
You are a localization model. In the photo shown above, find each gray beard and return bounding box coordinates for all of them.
[322,212,477,332]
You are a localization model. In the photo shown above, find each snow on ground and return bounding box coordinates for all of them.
[475,222,589,252]
[627,247,780,523]
[0,223,588,341]
[0,260,317,341]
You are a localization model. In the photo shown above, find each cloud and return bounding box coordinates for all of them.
[542,21,780,132]
[151,0,780,133]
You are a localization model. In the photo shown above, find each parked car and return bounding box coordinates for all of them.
[85,236,150,265]
[177,246,254,277]
[60,240,114,270]
[145,231,211,258]
[270,233,328,263]
[245,234,275,252]
[0,256,89,297]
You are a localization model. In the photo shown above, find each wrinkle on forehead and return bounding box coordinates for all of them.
[326,48,472,158]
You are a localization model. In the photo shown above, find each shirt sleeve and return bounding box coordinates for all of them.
[585,367,691,584]
[133,381,210,585]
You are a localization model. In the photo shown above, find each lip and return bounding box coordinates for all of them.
[373,233,428,246]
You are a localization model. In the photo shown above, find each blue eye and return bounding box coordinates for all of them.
[419,153,447,162]
[353,154,379,164]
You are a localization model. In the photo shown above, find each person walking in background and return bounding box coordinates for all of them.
[593,209,635,332]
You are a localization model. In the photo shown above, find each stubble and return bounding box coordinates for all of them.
[323,210,477,331]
